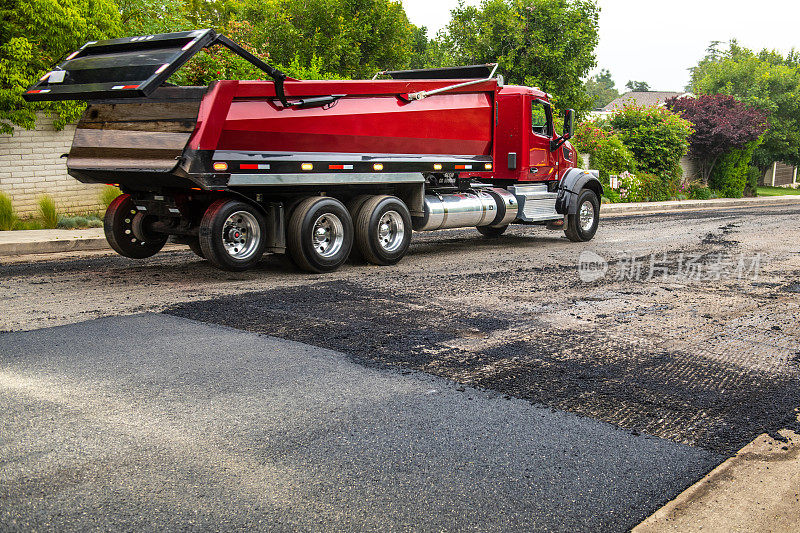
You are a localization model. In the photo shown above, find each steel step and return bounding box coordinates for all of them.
[508,185,561,222]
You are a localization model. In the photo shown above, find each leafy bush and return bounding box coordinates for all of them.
[602,171,642,203]
[688,183,712,200]
[100,186,122,209]
[589,135,637,181]
[636,173,672,202]
[573,121,609,154]
[38,195,58,229]
[574,121,637,180]
[709,139,761,198]
[610,104,693,180]
[744,165,762,197]
[0,191,15,230]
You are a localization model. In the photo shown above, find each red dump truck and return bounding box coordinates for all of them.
[24,29,602,272]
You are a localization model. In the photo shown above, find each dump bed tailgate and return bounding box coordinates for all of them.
[67,87,206,174]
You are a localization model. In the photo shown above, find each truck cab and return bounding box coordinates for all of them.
[492,86,577,184]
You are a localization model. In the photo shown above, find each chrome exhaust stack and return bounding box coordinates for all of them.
[413,188,518,231]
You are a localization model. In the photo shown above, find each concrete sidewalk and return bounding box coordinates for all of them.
[635,429,800,532]
[1,194,799,256]
[601,194,800,217]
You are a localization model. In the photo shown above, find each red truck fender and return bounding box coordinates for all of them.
[556,169,603,215]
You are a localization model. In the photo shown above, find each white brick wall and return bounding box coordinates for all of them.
[0,113,104,217]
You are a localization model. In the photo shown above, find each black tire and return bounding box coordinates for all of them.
[476,225,508,238]
[345,195,372,261]
[288,196,353,273]
[564,189,600,242]
[104,194,167,259]
[199,199,267,271]
[186,237,205,259]
[355,195,412,266]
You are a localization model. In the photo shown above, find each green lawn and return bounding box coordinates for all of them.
[757,186,800,196]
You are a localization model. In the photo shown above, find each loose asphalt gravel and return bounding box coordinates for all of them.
[2,204,800,530]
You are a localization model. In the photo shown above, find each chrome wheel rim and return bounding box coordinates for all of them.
[377,210,405,253]
[312,213,344,258]
[222,210,261,260]
[579,201,595,232]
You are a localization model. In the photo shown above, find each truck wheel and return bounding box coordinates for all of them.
[477,225,508,238]
[345,195,372,261]
[355,195,412,266]
[288,196,353,273]
[564,189,600,242]
[186,237,205,259]
[104,194,167,259]
[199,199,267,271]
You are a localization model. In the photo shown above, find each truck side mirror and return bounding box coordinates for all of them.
[563,109,574,139]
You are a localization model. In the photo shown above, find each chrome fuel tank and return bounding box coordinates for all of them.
[413,188,518,231]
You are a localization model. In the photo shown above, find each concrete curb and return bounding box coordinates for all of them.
[1,195,799,257]
[0,228,107,257]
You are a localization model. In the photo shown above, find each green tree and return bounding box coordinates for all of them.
[237,0,416,79]
[584,68,619,109]
[0,0,120,134]
[690,41,800,172]
[117,0,194,35]
[625,80,650,92]
[442,0,600,115]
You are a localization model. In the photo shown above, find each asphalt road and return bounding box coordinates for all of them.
[0,314,720,531]
[2,204,800,530]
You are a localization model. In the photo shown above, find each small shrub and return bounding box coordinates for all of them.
[13,218,44,230]
[744,165,761,197]
[38,196,58,229]
[57,214,104,229]
[58,217,77,229]
[689,185,712,200]
[100,186,122,209]
[636,173,672,202]
[0,191,15,231]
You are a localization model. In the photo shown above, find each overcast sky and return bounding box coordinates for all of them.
[401,0,800,92]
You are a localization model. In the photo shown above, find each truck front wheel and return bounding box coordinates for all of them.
[477,225,508,238]
[104,194,167,259]
[564,189,600,242]
[288,196,353,273]
[199,199,267,271]
[354,195,412,266]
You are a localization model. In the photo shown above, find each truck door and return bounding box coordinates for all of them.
[527,98,557,181]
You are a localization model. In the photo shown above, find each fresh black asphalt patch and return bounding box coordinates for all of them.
[0,313,721,531]
[166,281,800,455]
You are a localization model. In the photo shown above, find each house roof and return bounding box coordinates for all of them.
[602,91,692,112]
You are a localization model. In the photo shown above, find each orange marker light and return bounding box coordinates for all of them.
[433,164,442,171]
[373,163,384,171]
[484,163,493,170]
[213,162,228,171]
[301,163,313,171]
